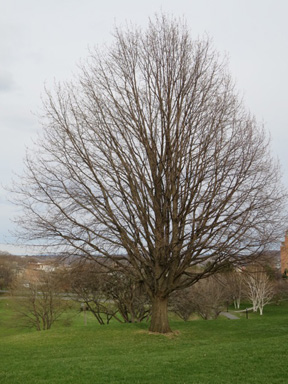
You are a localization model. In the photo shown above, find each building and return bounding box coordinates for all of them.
[280,232,288,274]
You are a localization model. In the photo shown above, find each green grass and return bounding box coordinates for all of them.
[1,299,288,383]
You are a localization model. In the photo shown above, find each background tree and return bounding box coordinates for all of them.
[69,262,150,324]
[0,253,27,290]
[222,270,244,309]
[69,262,115,325]
[0,262,13,290]
[13,15,286,333]
[169,288,197,321]
[11,271,70,330]
[189,276,229,320]
[274,278,288,304]
[243,268,275,315]
[170,275,229,320]
[103,269,151,323]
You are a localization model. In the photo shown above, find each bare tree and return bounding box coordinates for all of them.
[69,262,150,324]
[223,270,244,309]
[0,253,28,290]
[170,275,229,320]
[273,278,288,304]
[12,15,286,333]
[169,287,197,321]
[0,262,13,290]
[11,271,70,330]
[103,270,151,323]
[69,262,116,325]
[244,269,275,315]
[190,276,230,320]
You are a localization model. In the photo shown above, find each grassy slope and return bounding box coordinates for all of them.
[0,300,287,384]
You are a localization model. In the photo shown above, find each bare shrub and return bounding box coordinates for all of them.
[170,276,229,320]
[69,262,150,324]
[11,271,71,330]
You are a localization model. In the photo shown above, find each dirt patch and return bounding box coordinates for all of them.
[136,329,180,338]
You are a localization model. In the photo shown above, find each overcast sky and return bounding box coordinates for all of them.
[1,0,288,254]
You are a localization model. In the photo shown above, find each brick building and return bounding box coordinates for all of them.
[280,232,288,274]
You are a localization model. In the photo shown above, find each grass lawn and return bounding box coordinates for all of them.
[1,298,288,383]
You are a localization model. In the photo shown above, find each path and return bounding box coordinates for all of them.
[220,311,240,320]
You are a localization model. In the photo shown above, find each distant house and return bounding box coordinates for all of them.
[19,260,58,286]
[37,263,55,273]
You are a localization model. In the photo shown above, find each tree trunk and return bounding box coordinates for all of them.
[259,306,263,315]
[149,296,172,333]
